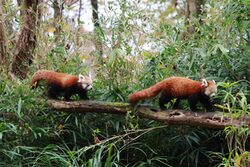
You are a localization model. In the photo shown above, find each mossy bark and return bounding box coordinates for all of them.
[9,0,40,79]
[47,100,250,129]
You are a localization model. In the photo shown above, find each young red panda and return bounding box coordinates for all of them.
[129,77,217,111]
[30,70,92,100]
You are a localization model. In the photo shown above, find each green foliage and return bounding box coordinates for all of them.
[1,0,250,166]
[212,81,250,167]
[154,0,250,82]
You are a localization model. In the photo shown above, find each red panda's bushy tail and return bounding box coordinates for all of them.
[128,81,164,105]
[30,70,55,88]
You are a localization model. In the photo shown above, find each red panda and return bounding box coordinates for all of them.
[31,70,92,100]
[129,77,217,111]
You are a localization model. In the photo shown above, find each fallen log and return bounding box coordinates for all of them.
[47,100,250,129]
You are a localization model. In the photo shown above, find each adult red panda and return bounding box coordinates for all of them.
[129,77,217,111]
[31,70,92,100]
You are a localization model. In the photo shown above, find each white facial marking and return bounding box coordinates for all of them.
[204,83,217,97]
[210,93,216,97]
[86,85,92,90]
[78,74,93,90]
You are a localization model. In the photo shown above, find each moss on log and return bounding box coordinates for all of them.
[47,100,250,129]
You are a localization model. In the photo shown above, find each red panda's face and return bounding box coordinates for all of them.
[202,79,217,97]
[78,74,93,90]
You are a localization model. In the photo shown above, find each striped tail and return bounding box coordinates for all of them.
[128,82,164,104]
[30,70,52,88]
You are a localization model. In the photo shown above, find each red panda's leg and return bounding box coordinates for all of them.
[188,95,198,111]
[173,98,180,109]
[47,85,59,99]
[159,94,172,110]
[64,89,73,101]
[78,91,89,100]
[200,96,213,111]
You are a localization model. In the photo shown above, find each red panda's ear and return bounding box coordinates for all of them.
[78,74,85,82]
[201,79,208,87]
[212,80,216,84]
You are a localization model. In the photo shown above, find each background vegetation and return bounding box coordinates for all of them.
[0,0,249,166]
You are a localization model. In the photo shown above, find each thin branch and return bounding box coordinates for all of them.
[79,125,168,152]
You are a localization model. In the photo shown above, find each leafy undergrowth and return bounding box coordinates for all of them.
[1,70,249,167]
[1,0,250,166]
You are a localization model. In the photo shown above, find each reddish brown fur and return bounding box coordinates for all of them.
[129,77,211,104]
[31,70,78,88]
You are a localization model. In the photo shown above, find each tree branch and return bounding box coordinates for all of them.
[47,100,250,129]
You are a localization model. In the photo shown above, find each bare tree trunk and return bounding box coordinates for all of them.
[53,0,63,39]
[185,0,204,34]
[0,0,8,67]
[78,0,82,23]
[9,0,41,79]
[3,0,14,49]
[91,0,103,57]
[76,0,82,46]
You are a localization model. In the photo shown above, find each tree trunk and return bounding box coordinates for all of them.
[185,0,204,34]
[0,0,8,67]
[3,0,14,49]
[9,0,41,79]
[78,0,82,23]
[47,100,250,129]
[91,0,103,57]
[53,0,63,39]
